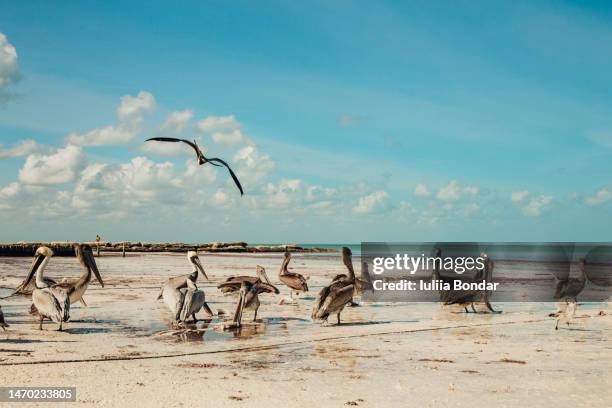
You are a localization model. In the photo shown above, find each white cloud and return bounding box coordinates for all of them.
[511,190,529,203]
[415,183,431,198]
[67,91,156,146]
[0,33,19,88]
[354,190,390,214]
[72,157,182,212]
[196,115,241,133]
[0,139,48,159]
[234,145,275,184]
[117,91,156,123]
[158,109,193,135]
[211,129,244,146]
[0,182,21,209]
[522,195,552,216]
[18,145,86,185]
[585,188,611,206]
[436,180,479,202]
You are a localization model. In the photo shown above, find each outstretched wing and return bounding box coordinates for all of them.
[208,158,244,195]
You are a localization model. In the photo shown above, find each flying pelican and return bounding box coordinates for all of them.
[15,244,104,308]
[145,137,244,195]
[27,247,70,331]
[311,247,356,325]
[550,258,587,330]
[278,251,308,303]
[217,266,279,321]
[0,305,8,330]
[156,251,208,300]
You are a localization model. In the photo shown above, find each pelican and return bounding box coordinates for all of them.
[551,258,587,330]
[330,250,373,305]
[162,277,213,324]
[27,247,70,331]
[0,305,8,330]
[156,251,208,300]
[278,251,308,303]
[431,249,498,313]
[311,247,355,325]
[15,244,104,309]
[218,265,272,293]
[218,266,279,322]
[145,137,244,195]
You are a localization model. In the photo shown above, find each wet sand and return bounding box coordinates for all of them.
[0,252,610,407]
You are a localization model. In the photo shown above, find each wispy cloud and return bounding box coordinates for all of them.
[585,188,611,206]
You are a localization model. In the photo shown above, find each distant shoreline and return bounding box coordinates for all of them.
[0,241,338,256]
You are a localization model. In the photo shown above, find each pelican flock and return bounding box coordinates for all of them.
[145,137,244,195]
[3,242,604,337]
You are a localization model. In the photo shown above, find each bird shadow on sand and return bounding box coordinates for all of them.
[323,320,394,327]
[0,348,34,353]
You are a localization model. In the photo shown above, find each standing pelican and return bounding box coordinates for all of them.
[431,249,497,313]
[551,258,587,330]
[162,278,213,324]
[311,247,355,325]
[27,247,70,331]
[218,267,279,322]
[156,251,208,300]
[278,251,308,303]
[145,137,244,195]
[0,305,8,330]
[15,244,104,307]
[218,265,272,293]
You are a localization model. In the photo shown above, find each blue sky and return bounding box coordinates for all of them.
[1,0,611,243]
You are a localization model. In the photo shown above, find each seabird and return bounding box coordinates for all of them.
[145,137,244,195]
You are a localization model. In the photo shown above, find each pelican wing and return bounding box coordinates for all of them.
[311,285,331,319]
[253,282,280,295]
[207,157,244,195]
[279,273,308,292]
[32,289,63,323]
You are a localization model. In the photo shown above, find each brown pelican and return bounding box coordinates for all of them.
[28,247,70,330]
[145,137,244,195]
[0,305,8,330]
[432,249,498,313]
[551,258,587,330]
[218,266,279,322]
[15,244,104,308]
[156,251,208,300]
[218,265,271,293]
[311,247,356,325]
[162,277,213,324]
[278,251,308,303]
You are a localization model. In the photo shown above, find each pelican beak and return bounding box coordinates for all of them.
[192,256,208,281]
[85,247,104,287]
[258,266,272,285]
[15,253,44,293]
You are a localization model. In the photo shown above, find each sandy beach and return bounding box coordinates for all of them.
[0,252,610,408]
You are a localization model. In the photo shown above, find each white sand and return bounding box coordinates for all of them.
[0,252,610,407]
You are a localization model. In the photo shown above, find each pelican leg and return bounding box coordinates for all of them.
[464,306,470,313]
[80,297,88,307]
[58,321,63,332]
[485,298,501,313]
[38,316,44,330]
[471,303,477,313]
[337,313,341,325]
[555,319,560,330]
[253,307,258,322]
[192,313,197,323]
